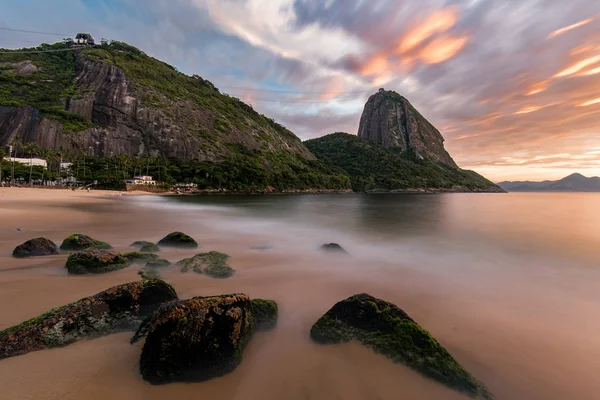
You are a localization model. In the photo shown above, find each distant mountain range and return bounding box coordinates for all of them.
[498,173,600,192]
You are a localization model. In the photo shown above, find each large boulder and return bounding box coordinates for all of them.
[140,242,160,253]
[60,234,112,251]
[319,243,349,255]
[310,294,493,399]
[130,241,154,249]
[250,299,278,330]
[12,237,59,258]
[176,251,235,278]
[123,252,160,264]
[131,293,277,384]
[157,232,198,248]
[146,258,171,268]
[65,249,129,275]
[0,280,178,359]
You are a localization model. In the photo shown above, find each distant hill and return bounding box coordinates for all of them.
[498,173,600,192]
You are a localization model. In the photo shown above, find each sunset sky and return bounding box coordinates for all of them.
[2,0,600,181]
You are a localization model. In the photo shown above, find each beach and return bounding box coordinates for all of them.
[1,188,600,399]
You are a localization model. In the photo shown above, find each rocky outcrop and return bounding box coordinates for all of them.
[320,243,349,255]
[0,280,178,359]
[176,251,235,278]
[130,241,154,249]
[310,294,493,399]
[60,234,112,251]
[157,232,198,248]
[123,252,160,264]
[131,294,277,384]
[146,258,171,268]
[357,90,457,167]
[250,299,278,330]
[140,243,160,253]
[12,237,59,258]
[65,249,129,274]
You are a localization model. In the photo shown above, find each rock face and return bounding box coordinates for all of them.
[140,243,160,253]
[357,90,458,168]
[60,234,112,251]
[157,232,198,248]
[250,299,278,330]
[131,293,277,384]
[65,249,129,274]
[12,237,59,258]
[176,252,235,278]
[310,294,493,399]
[0,280,178,359]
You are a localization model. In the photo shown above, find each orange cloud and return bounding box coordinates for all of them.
[419,34,469,64]
[515,105,543,114]
[579,97,600,107]
[397,8,458,53]
[579,66,600,76]
[359,55,391,76]
[526,80,550,95]
[547,18,594,39]
[553,55,600,77]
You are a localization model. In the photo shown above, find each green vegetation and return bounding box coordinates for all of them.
[123,252,160,264]
[250,299,278,330]
[305,133,499,192]
[176,251,235,278]
[65,249,129,275]
[60,234,112,251]
[310,294,493,399]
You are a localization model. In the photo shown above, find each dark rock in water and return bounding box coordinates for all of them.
[140,243,160,253]
[250,299,278,330]
[157,232,198,248]
[176,252,235,278]
[123,252,160,264]
[131,293,276,384]
[320,243,348,254]
[60,234,112,251]
[0,280,177,359]
[251,244,272,251]
[310,294,493,399]
[12,237,59,258]
[130,241,154,249]
[146,258,171,268]
[139,268,162,280]
[65,249,129,275]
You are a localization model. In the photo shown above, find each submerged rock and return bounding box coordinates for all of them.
[320,243,349,254]
[60,234,112,251]
[157,232,198,248]
[0,280,178,359]
[250,299,278,330]
[139,267,162,280]
[123,252,160,264]
[131,293,277,384]
[140,242,160,253]
[130,241,155,249]
[12,237,59,258]
[146,258,171,268]
[310,294,493,399]
[65,249,129,275]
[176,251,235,278]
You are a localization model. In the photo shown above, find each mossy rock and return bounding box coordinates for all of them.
[139,268,162,280]
[65,249,129,275]
[123,252,160,264]
[130,241,154,249]
[310,294,493,399]
[140,243,160,253]
[12,237,59,258]
[250,299,278,330]
[176,251,235,278]
[146,258,171,268]
[320,243,349,255]
[131,294,253,384]
[60,234,112,251]
[0,280,178,359]
[157,232,198,248]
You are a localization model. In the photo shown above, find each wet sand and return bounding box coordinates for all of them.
[1,188,600,399]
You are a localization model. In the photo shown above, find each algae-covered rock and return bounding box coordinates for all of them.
[320,243,349,254]
[60,234,112,251]
[250,299,278,330]
[0,280,178,359]
[140,243,160,253]
[131,294,254,384]
[157,232,198,248]
[310,294,493,399]
[139,267,162,280]
[12,237,59,258]
[65,249,129,275]
[146,258,171,268]
[123,252,160,264]
[176,251,235,278]
[130,241,154,249]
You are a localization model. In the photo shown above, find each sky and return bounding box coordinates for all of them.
[1,0,600,181]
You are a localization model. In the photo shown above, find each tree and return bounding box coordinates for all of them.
[21,142,39,185]
[0,147,6,185]
[8,136,22,185]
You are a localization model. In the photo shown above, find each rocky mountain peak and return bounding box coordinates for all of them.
[357,90,457,168]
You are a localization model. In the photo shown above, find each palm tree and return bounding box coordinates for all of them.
[22,142,39,186]
[0,147,6,185]
[8,136,22,185]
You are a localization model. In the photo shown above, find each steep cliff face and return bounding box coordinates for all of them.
[357,90,457,168]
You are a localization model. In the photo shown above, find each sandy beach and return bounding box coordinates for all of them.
[1,188,600,399]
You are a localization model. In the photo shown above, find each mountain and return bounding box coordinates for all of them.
[305,132,503,192]
[358,89,457,167]
[0,40,349,191]
[498,173,600,192]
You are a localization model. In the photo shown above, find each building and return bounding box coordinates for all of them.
[129,176,157,185]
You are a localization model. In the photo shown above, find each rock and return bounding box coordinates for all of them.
[131,293,276,384]
[12,237,59,258]
[0,280,178,359]
[65,249,129,275]
[130,241,154,249]
[157,232,198,248]
[60,233,112,251]
[357,90,458,168]
[176,252,235,278]
[310,294,493,399]
[139,268,162,280]
[320,243,349,254]
[250,299,278,330]
[140,242,160,253]
[123,252,160,264]
[146,258,171,268]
